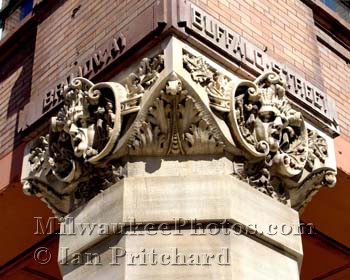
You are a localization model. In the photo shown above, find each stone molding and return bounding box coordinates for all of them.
[21,37,337,217]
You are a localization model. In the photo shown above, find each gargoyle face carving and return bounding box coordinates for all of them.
[67,123,90,158]
[63,88,93,159]
[255,105,288,153]
[50,78,121,167]
[230,72,308,180]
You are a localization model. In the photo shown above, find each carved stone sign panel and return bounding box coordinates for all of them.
[22,37,337,218]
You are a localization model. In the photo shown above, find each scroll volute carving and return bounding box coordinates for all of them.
[227,71,336,209]
[229,72,308,178]
[289,129,337,212]
[49,77,124,181]
[22,49,338,217]
[22,78,126,216]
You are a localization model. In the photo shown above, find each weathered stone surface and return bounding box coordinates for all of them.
[20,36,339,280]
[21,37,337,217]
[61,229,300,280]
[58,173,302,262]
[58,173,301,280]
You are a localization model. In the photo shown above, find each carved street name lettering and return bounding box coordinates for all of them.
[187,4,337,133]
[191,7,242,61]
[42,34,126,114]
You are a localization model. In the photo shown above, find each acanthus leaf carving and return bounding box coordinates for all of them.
[290,169,336,212]
[127,72,225,156]
[306,129,329,170]
[22,48,337,217]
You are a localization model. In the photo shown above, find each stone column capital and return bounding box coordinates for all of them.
[21,37,337,217]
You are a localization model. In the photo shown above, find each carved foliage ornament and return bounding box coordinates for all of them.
[228,73,309,202]
[22,51,336,217]
[23,77,126,217]
[127,72,225,156]
[122,54,164,114]
[183,53,336,208]
[232,74,336,209]
[22,54,165,217]
[183,51,231,112]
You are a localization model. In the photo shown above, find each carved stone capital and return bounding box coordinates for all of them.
[22,37,337,217]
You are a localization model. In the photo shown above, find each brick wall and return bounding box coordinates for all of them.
[193,0,323,86]
[0,0,155,160]
[192,0,350,138]
[31,0,155,101]
[0,36,34,157]
[3,7,21,37]
[0,0,349,164]
[318,42,350,140]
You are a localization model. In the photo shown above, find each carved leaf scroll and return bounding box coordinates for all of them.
[22,50,337,217]
[183,51,231,112]
[128,73,225,156]
[22,77,126,217]
[181,51,335,207]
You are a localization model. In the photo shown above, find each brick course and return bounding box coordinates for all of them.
[0,0,349,163]
[318,42,350,140]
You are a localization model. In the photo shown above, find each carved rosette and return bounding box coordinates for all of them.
[22,50,337,217]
